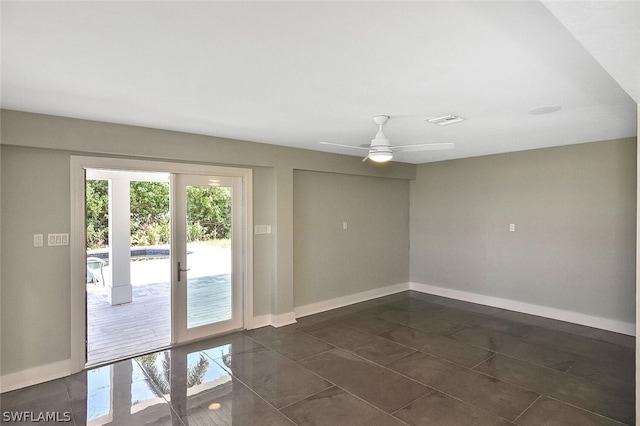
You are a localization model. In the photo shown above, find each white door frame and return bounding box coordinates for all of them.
[70,156,253,373]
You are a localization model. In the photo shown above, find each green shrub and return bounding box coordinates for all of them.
[131,212,170,247]
[86,180,109,248]
[86,179,231,249]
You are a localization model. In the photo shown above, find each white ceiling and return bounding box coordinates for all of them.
[1,1,637,164]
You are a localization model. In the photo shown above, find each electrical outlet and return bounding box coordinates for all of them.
[34,234,43,247]
[509,224,515,232]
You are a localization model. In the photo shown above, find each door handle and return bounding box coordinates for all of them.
[177,261,190,282]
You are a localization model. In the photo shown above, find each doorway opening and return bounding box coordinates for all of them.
[72,157,252,371]
[85,169,172,365]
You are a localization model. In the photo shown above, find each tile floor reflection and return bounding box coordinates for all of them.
[1,291,635,425]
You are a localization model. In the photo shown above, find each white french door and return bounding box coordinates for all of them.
[70,156,252,373]
[171,173,244,343]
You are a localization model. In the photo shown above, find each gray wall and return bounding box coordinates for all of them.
[1,146,72,371]
[0,110,415,377]
[1,108,636,382]
[294,170,410,307]
[410,138,637,324]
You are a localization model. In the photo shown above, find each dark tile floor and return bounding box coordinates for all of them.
[1,291,635,425]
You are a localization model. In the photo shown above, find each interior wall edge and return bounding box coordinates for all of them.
[634,103,639,426]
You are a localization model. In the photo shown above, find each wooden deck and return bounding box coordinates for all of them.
[87,274,232,366]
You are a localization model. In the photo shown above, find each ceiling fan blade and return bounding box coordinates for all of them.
[320,141,369,151]
[393,143,455,152]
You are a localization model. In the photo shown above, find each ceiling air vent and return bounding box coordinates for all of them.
[425,115,465,126]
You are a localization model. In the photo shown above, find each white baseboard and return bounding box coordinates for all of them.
[1,359,71,393]
[5,282,632,393]
[250,283,410,328]
[271,312,297,327]
[410,282,636,336]
[295,282,410,318]
[249,314,273,329]
[249,312,297,329]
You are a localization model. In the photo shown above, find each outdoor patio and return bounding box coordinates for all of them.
[86,244,232,366]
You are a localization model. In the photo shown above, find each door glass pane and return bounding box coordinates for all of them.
[186,183,232,329]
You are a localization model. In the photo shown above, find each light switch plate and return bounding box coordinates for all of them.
[48,233,69,246]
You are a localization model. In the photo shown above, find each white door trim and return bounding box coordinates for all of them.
[70,156,253,374]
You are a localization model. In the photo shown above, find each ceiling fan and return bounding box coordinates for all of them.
[320,115,455,163]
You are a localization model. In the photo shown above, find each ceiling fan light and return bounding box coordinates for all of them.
[368,150,393,163]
